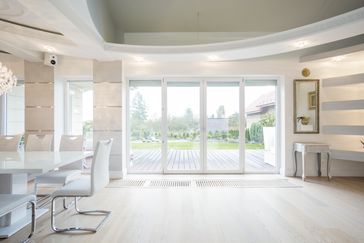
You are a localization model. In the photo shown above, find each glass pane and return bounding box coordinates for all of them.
[129,82,162,172]
[68,81,93,150]
[167,83,200,171]
[6,82,24,135]
[206,82,240,171]
[245,83,277,172]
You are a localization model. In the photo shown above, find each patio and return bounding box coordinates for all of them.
[129,149,275,172]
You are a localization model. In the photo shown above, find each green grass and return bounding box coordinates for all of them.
[131,141,263,150]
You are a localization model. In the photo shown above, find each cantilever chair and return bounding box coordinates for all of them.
[50,139,113,233]
[25,134,53,151]
[0,134,23,151]
[0,194,36,243]
[34,135,84,198]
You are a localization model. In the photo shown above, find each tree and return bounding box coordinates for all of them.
[216,105,225,118]
[131,91,148,122]
[184,108,194,125]
[228,112,239,130]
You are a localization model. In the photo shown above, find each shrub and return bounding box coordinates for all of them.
[245,128,250,142]
[250,122,263,143]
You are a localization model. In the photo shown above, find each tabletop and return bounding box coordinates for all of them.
[0,151,93,174]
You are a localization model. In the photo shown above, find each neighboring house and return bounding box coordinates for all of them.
[245,91,275,128]
[207,118,229,133]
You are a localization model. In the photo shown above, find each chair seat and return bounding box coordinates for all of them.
[36,170,81,185]
[52,178,91,197]
[0,194,36,216]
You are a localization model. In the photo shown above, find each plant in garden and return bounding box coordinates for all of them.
[259,112,275,127]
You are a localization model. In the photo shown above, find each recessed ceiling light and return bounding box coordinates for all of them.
[295,41,309,48]
[332,55,345,62]
[134,56,145,62]
[43,45,56,53]
[208,55,219,61]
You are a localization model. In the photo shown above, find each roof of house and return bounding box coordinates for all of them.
[246,91,275,115]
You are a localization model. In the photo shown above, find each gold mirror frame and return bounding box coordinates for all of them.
[293,79,320,134]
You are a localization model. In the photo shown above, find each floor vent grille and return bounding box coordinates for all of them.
[107,179,299,188]
[149,180,191,187]
[108,180,146,187]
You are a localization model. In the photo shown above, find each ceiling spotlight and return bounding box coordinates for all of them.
[332,56,345,62]
[208,55,219,61]
[43,45,56,53]
[295,41,309,48]
[134,56,145,62]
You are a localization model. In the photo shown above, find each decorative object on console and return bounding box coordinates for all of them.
[0,62,17,96]
[297,116,310,125]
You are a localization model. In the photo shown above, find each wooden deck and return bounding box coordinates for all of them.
[129,150,275,172]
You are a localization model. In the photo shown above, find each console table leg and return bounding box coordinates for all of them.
[327,152,331,180]
[294,151,298,177]
[302,152,306,181]
[317,153,322,177]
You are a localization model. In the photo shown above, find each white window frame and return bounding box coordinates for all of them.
[126,75,281,174]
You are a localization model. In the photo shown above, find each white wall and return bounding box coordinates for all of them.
[1,53,363,177]
[124,57,364,177]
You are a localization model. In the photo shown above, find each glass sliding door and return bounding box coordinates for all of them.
[166,81,201,172]
[206,82,241,172]
[68,81,93,150]
[128,80,162,172]
[244,80,277,172]
[127,78,279,174]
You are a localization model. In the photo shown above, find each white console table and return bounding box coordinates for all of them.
[293,142,331,181]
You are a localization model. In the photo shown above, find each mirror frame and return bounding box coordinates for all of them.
[293,79,320,134]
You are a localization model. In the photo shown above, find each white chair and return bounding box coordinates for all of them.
[50,139,113,233]
[34,135,84,200]
[25,134,53,151]
[0,134,22,151]
[0,194,36,242]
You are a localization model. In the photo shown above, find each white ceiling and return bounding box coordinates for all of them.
[106,0,364,33]
[0,0,364,62]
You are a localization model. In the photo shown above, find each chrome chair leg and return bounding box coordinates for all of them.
[23,200,36,243]
[51,196,111,233]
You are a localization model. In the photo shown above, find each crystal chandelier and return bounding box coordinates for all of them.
[0,62,17,96]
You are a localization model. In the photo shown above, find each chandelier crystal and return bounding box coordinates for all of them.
[0,62,17,96]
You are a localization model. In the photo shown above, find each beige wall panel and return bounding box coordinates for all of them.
[109,155,123,171]
[93,107,122,131]
[25,83,54,107]
[94,83,122,107]
[24,61,54,83]
[93,61,122,83]
[25,107,54,131]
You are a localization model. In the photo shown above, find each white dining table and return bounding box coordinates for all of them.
[0,151,93,238]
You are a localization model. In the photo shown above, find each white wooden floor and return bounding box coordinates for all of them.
[130,149,275,172]
[5,176,364,243]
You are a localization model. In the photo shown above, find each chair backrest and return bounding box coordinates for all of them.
[59,135,84,151]
[26,134,53,151]
[0,134,22,151]
[91,139,113,194]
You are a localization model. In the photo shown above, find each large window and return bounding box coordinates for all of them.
[67,81,93,150]
[127,78,279,174]
[6,81,24,135]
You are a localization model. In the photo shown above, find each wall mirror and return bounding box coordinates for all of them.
[294,79,319,134]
